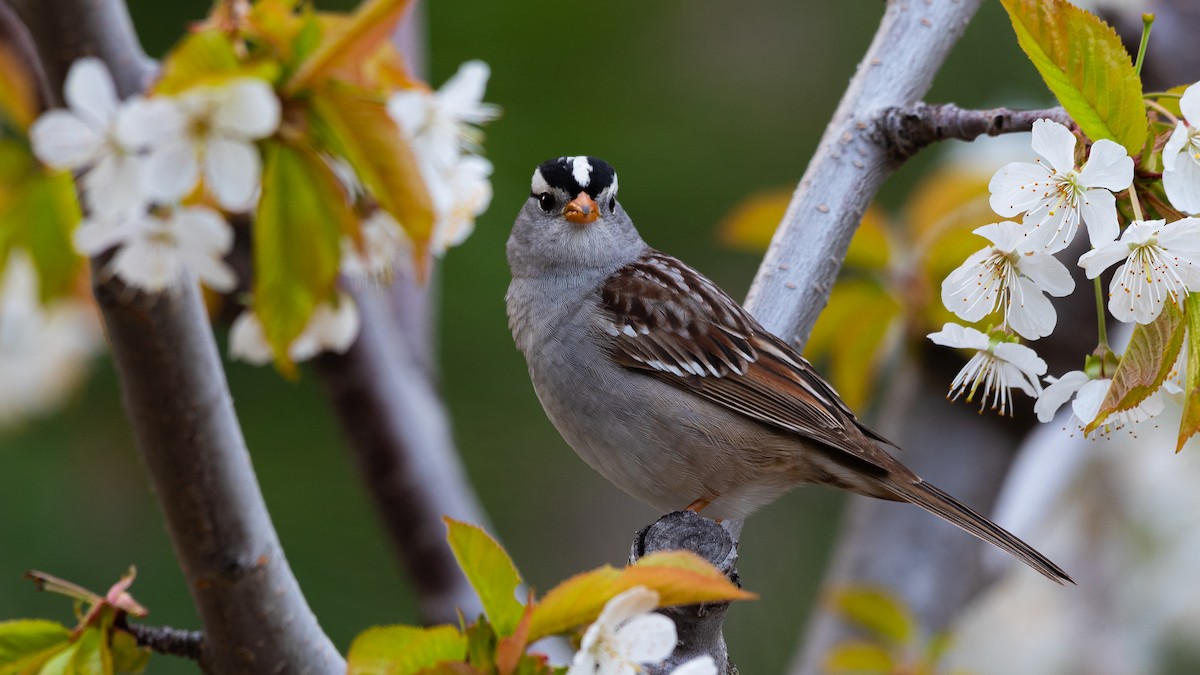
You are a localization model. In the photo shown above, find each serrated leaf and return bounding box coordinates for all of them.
[253,139,351,373]
[1178,293,1200,451]
[526,550,755,643]
[347,625,466,675]
[284,0,416,94]
[1000,0,1147,154]
[109,631,149,675]
[823,641,894,673]
[309,82,433,245]
[0,168,83,303]
[0,619,71,675]
[154,30,242,95]
[828,586,915,645]
[443,518,524,637]
[1088,301,1185,433]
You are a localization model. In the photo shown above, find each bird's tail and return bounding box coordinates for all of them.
[887,479,1073,584]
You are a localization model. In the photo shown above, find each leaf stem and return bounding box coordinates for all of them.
[1134,13,1154,76]
[1095,275,1109,349]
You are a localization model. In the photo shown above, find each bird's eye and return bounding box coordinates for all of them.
[537,193,555,213]
[609,197,617,212]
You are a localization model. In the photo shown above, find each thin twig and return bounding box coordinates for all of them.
[876,103,1071,162]
[122,622,205,663]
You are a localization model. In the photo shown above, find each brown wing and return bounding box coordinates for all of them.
[597,250,894,473]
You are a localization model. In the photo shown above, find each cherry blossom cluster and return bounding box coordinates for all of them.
[929,91,1200,436]
[29,57,496,368]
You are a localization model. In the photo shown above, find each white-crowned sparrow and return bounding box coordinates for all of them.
[507,156,1070,583]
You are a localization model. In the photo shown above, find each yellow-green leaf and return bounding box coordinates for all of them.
[1000,0,1147,154]
[805,280,900,410]
[30,640,79,675]
[253,140,351,372]
[347,625,466,675]
[284,0,415,94]
[1178,293,1200,452]
[0,168,82,302]
[823,641,894,674]
[0,619,71,675]
[154,29,242,94]
[1088,301,1185,433]
[70,628,111,675]
[828,586,915,645]
[526,551,755,643]
[308,82,433,244]
[110,631,149,674]
[443,518,525,637]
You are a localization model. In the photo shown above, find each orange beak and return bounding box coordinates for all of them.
[563,192,599,224]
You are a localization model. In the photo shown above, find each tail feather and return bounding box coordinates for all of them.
[889,479,1073,585]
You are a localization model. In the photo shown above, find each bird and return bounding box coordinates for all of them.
[506,155,1071,584]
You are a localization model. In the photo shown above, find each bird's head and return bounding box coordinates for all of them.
[508,156,645,276]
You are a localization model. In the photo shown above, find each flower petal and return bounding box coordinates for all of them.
[1077,188,1118,245]
[203,137,261,211]
[1071,378,1110,425]
[1164,147,1200,215]
[1162,122,1189,172]
[29,110,105,169]
[594,587,661,628]
[1181,82,1200,128]
[64,57,118,130]
[1030,119,1076,174]
[1018,252,1074,296]
[211,79,281,140]
[228,311,274,365]
[141,137,200,204]
[941,249,999,323]
[437,61,493,122]
[83,152,147,219]
[111,237,181,292]
[669,656,718,675]
[988,162,1052,217]
[927,322,988,350]
[116,97,187,150]
[73,217,137,256]
[1076,139,1132,191]
[612,613,676,663]
[1007,277,1056,340]
[994,341,1047,379]
[1034,370,1090,422]
[1077,240,1129,279]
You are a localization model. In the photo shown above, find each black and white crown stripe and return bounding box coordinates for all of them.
[531,156,618,199]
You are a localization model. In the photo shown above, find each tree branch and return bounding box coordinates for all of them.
[123,622,205,663]
[9,1,344,672]
[876,103,1071,162]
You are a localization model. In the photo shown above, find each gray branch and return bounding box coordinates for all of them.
[876,103,1071,162]
[8,1,344,672]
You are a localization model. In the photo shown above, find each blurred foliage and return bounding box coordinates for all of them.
[0,1,1052,674]
[823,586,968,675]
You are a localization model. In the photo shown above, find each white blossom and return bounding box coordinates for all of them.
[28,58,172,219]
[1163,82,1200,214]
[387,60,498,171]
[78,206,236,293]
[989,119,1132,252]
[0,253,101,427]
[567,586,677,675]
[1034,369,1165,437]
[429,154,493,253]
[229,295,360,365]
[340,210,412,282]
[941,221,1075,340]
[928,323,1047,415]
[138,78,280,212]
[1077,218,1200,324]
[668,657,718,675]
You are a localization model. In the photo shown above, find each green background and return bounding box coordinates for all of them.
[0,2,1046,673]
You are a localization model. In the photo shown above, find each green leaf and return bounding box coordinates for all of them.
[805,280,900,411]
[526,550,755,643]
[154,30,242,94]
[1000,0,1147,154]
[0,620,71,675]
[109,632,149,674]
[828,586,915,645]
[309,82,434,247]
[253,139,351,373]
[1088,301,1185,433]
[443,518,525,637]
[462,618,496,672]
[1178,293,1200,451]
[0,168,82,303]
[70,628,111,675]
[823,641,894,674]
[31,640,79,675]
[347,625,466,675]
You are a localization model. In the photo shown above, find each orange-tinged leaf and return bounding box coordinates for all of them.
[284,0,415,94]
[806,280,901,410]
[0,44,37,130]
[1178,293,1200,452]
[494,599,533,675]
[308,82,434,245]
[823,641,894,674]
[717,189,790,252]
[1088,301,1185,434]
[828,586,915,645]
[443,518,525,638]
[347,625,466,675]
[1000,0,1147,154]
[904,165,996,282]
[526,551,754,643]
[253,139,350,373]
